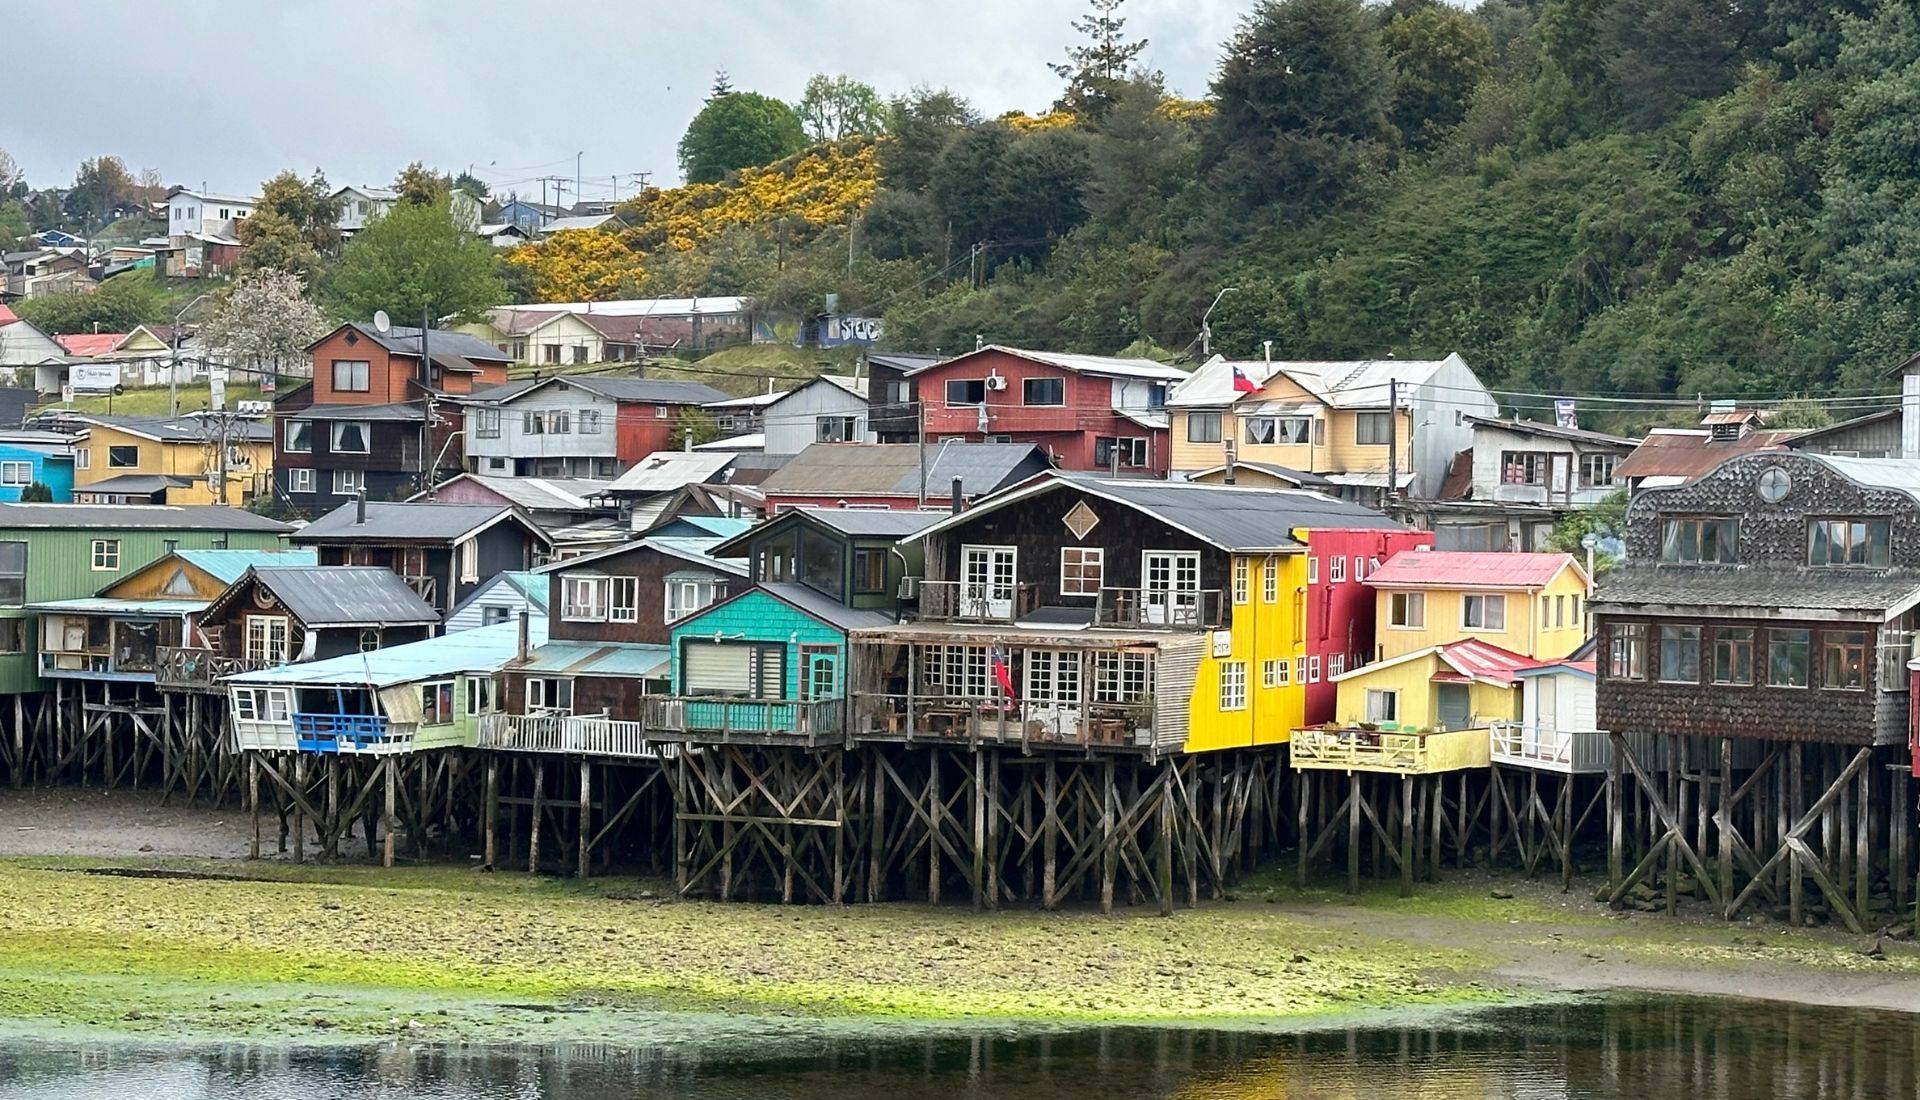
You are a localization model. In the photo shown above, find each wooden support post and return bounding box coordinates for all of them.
[1347,771,1361,895]
[1856,759,1870,929]
[484,754,498,869]
[1100,758,1116,914]
[1156,768,1174,917]
[1400,775,1414,899]
[868,749,885,903]
[1042,756,1058,910]
[971,748,986,912]
[292,755,306,865]
[928,755,943,905]
[578,759,593,880]
[11,695,21,790]
[529,761,544,874]
[1718,737,1734,918]
[325,756,341,859]
[1296,769,1311,887]
[382,755,397,868]
[1790,743,1804,926]
[247,752,260,860]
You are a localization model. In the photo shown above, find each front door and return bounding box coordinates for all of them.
[961,545,1017,618]
[1023,649,1082,739]
[1549,453,1571,497]
[1531,674,1558,758]
[799,645,838,701]
[1437,683,1472,730]
[1141,551,1201,625]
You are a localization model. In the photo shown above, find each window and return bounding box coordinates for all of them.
[1263,658,1290,687]
[853,549,888,594]
[1768,628,1810,688]
[1712,628,1753,685]
[1553,594,1566,628]
[74,448,88,470]
[1187,412,1222,443]
[0,462,31,486]
[1462,594,1506,631]
[561,575,610,621]
[1581,453,1619,488]
[1661,518,1738,564]
[1354,411,1392,446]
[1608,622,1646,680]
[1092,651,1153,703]
[1262,557,1277,603]
[523,412,546,435]
[946,379,987,405]
[1823,630,1868,691]
[1307,655,1321,683]
[1095,437,1149,468]
[609,577,639,623]
[1061,548,1104,596]
[421,681,455,725]
[1243,416,1312,445]
[1219,661,1248,711]
[108,446,139,469]
[458,539,479,583]
[1023,377,1064,406]
[1353,555,1366,581]
[0,541,23,607]
[332,470,364,496]
[665,576,716,623]
[0,620,21,653]
[1328,654,1346,676]
[1658,625,1700,683]
[283,420,312,453]
[474,409,502,439]
[244,615,289,663]
[1808,519,1892,568]
[90,539,119,571]
[481,605,511,627]
[578,409,602,434]
[816,415,859,442]
[527,677,574,714]
[1307,557,1319,584]
[655,405,670,419]
[359,628,382,652]
[331,360,370,392]
[1389,592,1425,628]
[466,676,496,717]
[1366,689,1398,723]
[330,421,370,453]
[288,468,314,493]
[549,411,572,435]
[1233,558,1249,605]
[1501,452,1549,485]
[1329,555,1346,583]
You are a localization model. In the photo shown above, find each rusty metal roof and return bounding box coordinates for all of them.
[1613,429,1801,481]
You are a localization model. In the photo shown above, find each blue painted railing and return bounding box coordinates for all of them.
[293,712,401,754]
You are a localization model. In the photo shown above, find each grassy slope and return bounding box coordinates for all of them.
[31,383,270,418]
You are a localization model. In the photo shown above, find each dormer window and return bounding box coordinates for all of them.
[1710,422,1741,442]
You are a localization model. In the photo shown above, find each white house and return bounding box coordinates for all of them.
[165,189,256,239]
[460,374,729,479]
[1402,416,1637,552]
[446,570,549,633]
[761,374,872,456]
[0,315,68,391]
[1493,659,1606,773]
[335,186,484,235]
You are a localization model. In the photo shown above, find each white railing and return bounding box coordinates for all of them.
[476,712,678,760]
[1488,722,1612,773]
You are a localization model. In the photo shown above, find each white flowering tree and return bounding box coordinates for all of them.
[197,270,327,388]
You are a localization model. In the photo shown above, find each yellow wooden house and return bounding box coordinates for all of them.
[1296,639,1541,774]
[72,414,275,507]
[1362,550,1591,662]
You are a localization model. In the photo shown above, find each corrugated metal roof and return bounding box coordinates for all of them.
[29,597,208,615]
[759,582,899,631]
[648,516,752,539]
[288,401,424,423]
[338,323,512,365]
[1185,461,1333,489]
[758,443,1048,498]
[74,414,274,444]
[0,503,290,531]
[466,374,728,406]
[795,509,942,538]
[601,451,735,495]
[536,535,745,577]
[703,391,787,409]
[294,501,540,543]
[175,548,317,584]
[230,619,547,688]
[1168,353,1469,409]
[1437,640,1548,686]
[914,346,1190,383]
[74,474,193,494]
[253,566,442,627]
[447,570,550,621]
[414,474,607,513]
[694,432,765,451]
[1462,415,1636,448]
[512,640,668,678]
[1614,429,1801,480]
[1807,454,1920,501]
[1366,550,1579,590]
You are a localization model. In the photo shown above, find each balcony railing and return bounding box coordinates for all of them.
[405,575,438,607]
[917,580,1041,624]
[476,712,680,759]
[1488,722,1612,774]
[1093,587,1225,630]
[1291,724,1492,775]
[156,647,280,689]
[292,712,416,755]
[643,696,843,741]
[851,692,1151,749]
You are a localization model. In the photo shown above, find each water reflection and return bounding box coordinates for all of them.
[1,997,1917,1099]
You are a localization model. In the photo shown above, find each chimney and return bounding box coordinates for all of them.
[516,609,530,662]
[974,334,984,352]
[355,490,367,525]
[950,476,964,514]
[1263,339,1272,365]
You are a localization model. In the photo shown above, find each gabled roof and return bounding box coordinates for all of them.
[286,401,425,423]
[704,390,787,410]
[73,413,273,444]
[539,213,621,233]
[168,188,256,206]
[220,565,441,628]
[536,534,746,577]
[0,503,289,532]
[465,373,727,406]
[685,581,896,635]
[1613,428,1802,481]
[293,501,552,546]
[316,322,512,365]
[1783,408,1898,446]
[1332,639,1545,689]
[906,474,1402,553]
[912,346,1189,383]
[411,474,609,515]
[173,548,317,585]
[334,184,399,202]
[1168,353,1468,410]
[229,619,545,689]
[55,333,125,358]
[758,442,1049,499]
[1365,550,1584,591]
[1185,461,1333,489]
[642,514,753,539]
[867,353,941,373]
[448,569,549,619]
[1462,415,1636,448]
[600,450,736,496]
[709,506,938,558]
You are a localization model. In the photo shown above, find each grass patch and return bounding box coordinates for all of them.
[31,383,270,418]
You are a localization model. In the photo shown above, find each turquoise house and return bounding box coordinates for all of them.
[0,435,74,502]
[667,582,893,739]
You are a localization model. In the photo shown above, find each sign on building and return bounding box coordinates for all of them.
[68,363,120,393]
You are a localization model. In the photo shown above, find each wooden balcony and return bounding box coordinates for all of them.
[293,713,417,755]
[1093,587,1225,630]
[1291,725,1492,775]
[917,580,1041,624]
[643,696,843,743]
[476,712,681,760]
[1488,722,1612,774]
[851,693,1151,750]
[156,647,279,691]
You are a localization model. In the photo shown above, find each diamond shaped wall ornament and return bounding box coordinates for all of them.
[1063,500,1100,540]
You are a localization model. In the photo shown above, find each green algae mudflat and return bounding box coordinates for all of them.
[0,857,1915,1045]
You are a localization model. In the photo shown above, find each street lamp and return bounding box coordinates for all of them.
[1200,286,1240,359]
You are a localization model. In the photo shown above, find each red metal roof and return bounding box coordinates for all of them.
[0,305,17,325]
[1367,550,1574,589]
[55,333,126,357]
[1436,639,1548,687]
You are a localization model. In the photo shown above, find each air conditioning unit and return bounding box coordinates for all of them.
[984,373,1008,391]
[897,576,921,600]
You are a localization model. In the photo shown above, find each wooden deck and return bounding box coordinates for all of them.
[1488,722,1612,774]
[1290,725,1491,775]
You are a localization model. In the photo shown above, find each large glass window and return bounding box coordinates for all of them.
[561,574,610,621]
[1661,518,1739,564]
[1219,661,1247,711]
[331,360,370,392]
[1768,628,1810,688]
[1060,547,1103,596]
[108,446,139,468]
[1581,453,1619,487]
[1186,412,1222,443]
[1822,630,1868,690]
[0,541,25,606]
[1365,689,1398,723]
[1658,624,1700,683]
[1462,593,1506,631]
[1354,411,1392,445]
[1389,591,1425,628]
[1608,622,1646,680]
[330,421,370,454]
[1022,377,1063,406]
[1711,627,1753,685]
[283,420,312,453]
[1501,452,1549,485]
[945,379,986,405]
[854,549,889,594]
[1808,519,1892,567]
[798,527,845,599]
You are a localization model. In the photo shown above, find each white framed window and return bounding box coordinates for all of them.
[466,676,496,716]
[1262,556,1277,603]
[0,461,31,486]
[665,576,714,623]
[1060,547,1103,596]
[1219,660,1248,711]
[481,605,511,626]
[331,359,370,392]
[90,539,120,571]
[1307,655,1321,683]
[458,539,479,583]
[1389,591,1425,628]
[610,576,639,622]
[1329,555,1345,583]
[74,448,89,470]
[289,468,314,493]
[421,680,455,725]
[561,574,610,621]
[655,405,669,419]
[1365,688,1398,723]
[578,408,602,434]
[244,614,289,663]
[283,420,312,453]
[329,421,370,453]
[1353,555,1366,580]
[1355,411,1392,446]
[1092,651,1153,703]
[527,677,574,714]
[332,469,364,496]
[474,409,502,439]
[1262,658,1289,687]
[1307,557,1319,584]
[1462,593,1507,631]
[1328,654,1346,676]
[1233,558,1249,604]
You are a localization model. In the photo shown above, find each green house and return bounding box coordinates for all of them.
[0,503,291,694]
[709,509,931,613]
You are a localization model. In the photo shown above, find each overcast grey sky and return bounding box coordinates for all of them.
[1,0,1285,205]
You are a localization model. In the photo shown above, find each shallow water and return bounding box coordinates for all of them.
[3,996,1919,1099]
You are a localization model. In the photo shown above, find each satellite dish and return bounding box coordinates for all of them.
[373,310,392,334]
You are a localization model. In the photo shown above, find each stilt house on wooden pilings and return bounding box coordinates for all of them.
[1593,450,1920,930]
[227,619,546,865]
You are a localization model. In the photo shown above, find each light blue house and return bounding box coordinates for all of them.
[446,570,549,633]
[0,432,75,502]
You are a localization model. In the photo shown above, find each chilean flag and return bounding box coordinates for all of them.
[1231,364,1258,393]
[991,647,1018,703]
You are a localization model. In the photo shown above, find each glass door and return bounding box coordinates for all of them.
[1141,551,1201,625]
[961,545,1017,618]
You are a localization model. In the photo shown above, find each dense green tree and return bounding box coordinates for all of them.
[1601,0,1756,128]
[393,162,450,206]
[0,201,28,252]
[677,93,807,184]
[325,196,503,323]
[880,89,980,193]
[16,482,52,503]
[1381,6,1493,150]
[1049,0,1152,118]
[64,156,140,228]
[15,272,174,334]
[256,169,340,251]
[452,171,490,199]
[795,75,891,141]
[1524,0,1618,151]
[236,209,323,279]
[1207,0,1393,214]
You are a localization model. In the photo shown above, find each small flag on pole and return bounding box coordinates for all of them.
[1231,364,1258,394]
[991,647,1018,702]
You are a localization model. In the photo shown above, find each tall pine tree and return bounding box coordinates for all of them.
[1050,0,1152,118]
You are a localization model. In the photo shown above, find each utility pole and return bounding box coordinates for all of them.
[1386,377,1399,509]
[420,308,434,489]
[917,399,928,508]
[1200,286,1239,360]
[575,151,583,212]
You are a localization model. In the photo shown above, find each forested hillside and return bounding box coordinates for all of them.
[508,0,1920,421]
